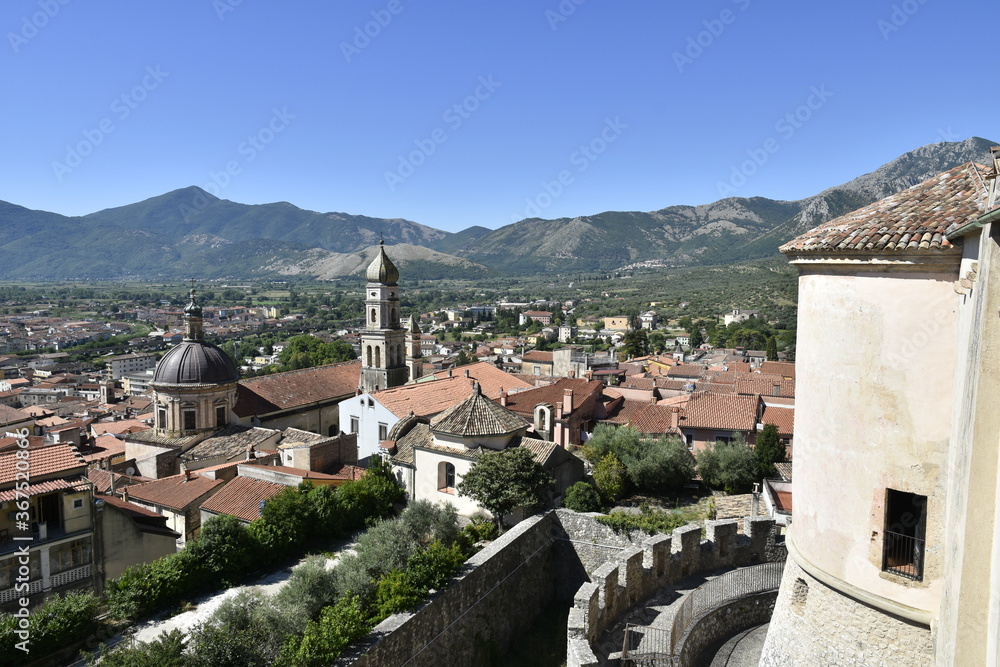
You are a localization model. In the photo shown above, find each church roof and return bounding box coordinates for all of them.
[366,240,399,285]
[234,360,361,417]
[430,383,527,438]
[152,340,239,386]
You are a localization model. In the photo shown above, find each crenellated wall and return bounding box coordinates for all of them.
[565,516,778,667]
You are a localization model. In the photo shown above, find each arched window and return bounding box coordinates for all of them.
[375,346,381,367]
[390,307,396,323]
[370,308,377,324]
[438,462,456,492]
[366,345,372,366]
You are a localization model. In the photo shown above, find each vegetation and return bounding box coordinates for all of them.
[583,425,696,500]
[458,447,553,530]
[696,434,759,494]
[562,480,603,512]
[0,591,100,664]
[754,423,786,479]
[595,503,704,536]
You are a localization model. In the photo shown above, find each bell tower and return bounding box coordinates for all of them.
[360,241,408,393]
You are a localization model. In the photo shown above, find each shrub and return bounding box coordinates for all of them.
[186,590,289,667]
[464,514,498,543]
[84,629,187,667]
[592,453,629,501]
[596,508,692,536]
[563,481,603,512]
[273,557,340,629]
[626,437,695,495]
[0,591,100,663]
[106,548,206,619]
[276,596,372,667]
[187,514,261,586]
[697,434,758,494]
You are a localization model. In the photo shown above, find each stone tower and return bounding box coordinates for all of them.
[405,314,423,383]
[149,288,240,437]
[359,241,408,394]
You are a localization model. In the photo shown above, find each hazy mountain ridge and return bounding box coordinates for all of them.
[0,138,993,280]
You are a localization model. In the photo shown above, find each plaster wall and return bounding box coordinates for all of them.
[340,395,400,461]
[411,447,479,517]
[100,503,177,580]
[792,265,957,614]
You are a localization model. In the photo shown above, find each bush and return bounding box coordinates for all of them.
[464,514,498,543]
[106,548,206,619]
[584,426,695,497]
[697,434,758,494]
[595,508,693,536]
[186,590,290,667]
[187,514,261,586]
[563,481,602,512]
[0,591,100,663]
[276,596,372,667]
[592,453,628,501]
[273,557,340,629]
[84,629,187,667]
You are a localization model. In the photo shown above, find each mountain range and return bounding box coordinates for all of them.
[1,137,994,281]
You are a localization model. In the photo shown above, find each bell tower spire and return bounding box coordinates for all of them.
[359,241,408,393]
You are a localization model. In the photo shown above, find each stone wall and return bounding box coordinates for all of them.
[341,513,556,666]
[759,559,934,666]
[566,517,778,667]
[677,592,777,666]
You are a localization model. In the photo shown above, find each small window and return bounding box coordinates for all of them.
[157,408,166,429]
[685,434,694,450]
[378,423,388,441]
[183,409,196,431]
[73,498,83,509]
[439,462,456,493]
[216,405,226,427]
[883,489,926,581]
[350,416,359,433]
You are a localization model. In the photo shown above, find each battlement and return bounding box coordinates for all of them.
[566,516,778,667]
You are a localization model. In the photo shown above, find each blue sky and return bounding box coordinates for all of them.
[3,0,995,233]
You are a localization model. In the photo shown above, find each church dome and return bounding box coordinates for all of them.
[366,240,399,285]
[152,340,239,385]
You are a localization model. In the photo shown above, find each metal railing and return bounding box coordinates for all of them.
[883,530,924,581]
[621,560,785,666]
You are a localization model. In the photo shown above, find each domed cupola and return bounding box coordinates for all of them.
[152,288,239,386]
[366,240,399,285]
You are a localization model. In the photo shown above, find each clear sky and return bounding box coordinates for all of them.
[3,0,996,233]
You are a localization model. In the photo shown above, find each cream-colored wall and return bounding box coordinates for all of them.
[412,448,479,517]
[792,264,958,615]
[62,491,91,534]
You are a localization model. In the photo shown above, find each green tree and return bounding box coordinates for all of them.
[754,423,786,478]
[592,453,629,501]
[766,335,778,361]
[618,327,648,361]
[458,447,553,529]
[563,481,603,512]
[697,434,758,494]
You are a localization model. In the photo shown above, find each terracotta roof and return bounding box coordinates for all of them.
[234,360,361,417]
[92,418,152,436]
[502,378,604,416]
[679,393,759,432]
[0,404,32,425]
[87,467,149,494]
[375,375,477,419]
[0,444,85,485]
[781,162,989,255]
[604,401,680,435]
[621,377,656,392]
[431,384,526,438]
[761,405,795,436]
[668,364,706,379]
[695,382,736,394]
[239,463,344,481]
[390,422,432,466]
[425,361,533,398]
[81,434,127,462]
[0,478,79,502]
[521,350,553,363]
[518,437,559,466]
[127,472,224,511]
[774,462,793,481]
[0,435,45,451]
[101,495,181,538]
[736,377,795,398]
[759,361,796,379]
[200,476,285,522]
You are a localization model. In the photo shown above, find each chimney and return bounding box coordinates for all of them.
[568,369,575,379]
[463,369,469,378]
[555,401,563,420]
[448,369,453,377]
[650,395,657,404]
[121,488,128,502]
[563,388,573,415]
[184,469,192,481]
[671,406,680,430]
[500,392,508,407]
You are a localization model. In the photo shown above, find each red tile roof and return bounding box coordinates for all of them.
[0,404,32,425]
[0,478,78,502]
[604,400,679,435]
[679,393,759,432]
[502,378,604,416]
[761,405,795,436]
[781,162,989,255]
[425,361,533,399]
[0,444,85,485]
[376,375,478,419]
[736,377,795,398]
[81,434,127,462]
[234,360,361,417]
[200,476,285,522]
[127,472,224,511]
[521,350,554,363]
[759,361,795,379]
[668,364,706,379]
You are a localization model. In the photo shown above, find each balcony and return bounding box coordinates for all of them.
[0,525,90,556]
[883,530,924,581]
